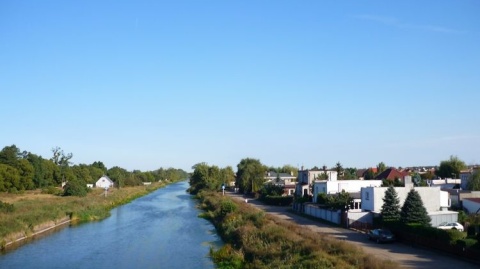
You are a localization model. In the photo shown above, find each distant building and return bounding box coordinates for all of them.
[264,171,296,196]
[374,168,409,182]
[96,175,114,189]
[296,168,338,197]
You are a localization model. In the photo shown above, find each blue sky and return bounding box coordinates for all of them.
[1,1,479,172]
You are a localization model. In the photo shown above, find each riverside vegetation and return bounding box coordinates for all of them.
[196,190,399,269]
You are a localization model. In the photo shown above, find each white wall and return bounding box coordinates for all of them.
[96,176,113,189]
[313,180,382,202]
[361,186,445,212]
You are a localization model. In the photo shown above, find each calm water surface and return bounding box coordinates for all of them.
[0,181,222,269]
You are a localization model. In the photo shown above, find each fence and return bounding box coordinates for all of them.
[293,203,341,224]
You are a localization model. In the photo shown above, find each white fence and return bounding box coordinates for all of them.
[303,204,341,224]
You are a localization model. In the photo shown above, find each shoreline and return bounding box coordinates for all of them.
[1,181,179,252]
[3,217,71,249]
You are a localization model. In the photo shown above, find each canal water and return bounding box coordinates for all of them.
[0,181,222,269]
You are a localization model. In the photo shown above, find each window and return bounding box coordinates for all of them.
[365,192,369,200]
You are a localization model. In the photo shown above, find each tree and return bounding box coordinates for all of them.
[91,161,107,173]
[335,162,344,179]
[364,168,375,180]
[400,189,431,226]
[281,164,298,178]
[420,170,435,180]
[343,168,357,180]
[0,145,22,166]
[236,158,266,194]
[0,164,21,192]
[466,170,480,191]
[436,155,466,179]
[381,186,401,223]
[377,162,387,174]
[63,179,88,197]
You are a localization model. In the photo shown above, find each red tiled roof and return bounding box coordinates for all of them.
[375,168,409,180]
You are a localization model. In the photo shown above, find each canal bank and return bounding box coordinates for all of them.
[0,181,222,269]
[1,181,177,251]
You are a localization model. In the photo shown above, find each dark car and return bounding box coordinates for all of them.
[367,229,395,243]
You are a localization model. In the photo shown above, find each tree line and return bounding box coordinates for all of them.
[0,144,188,194]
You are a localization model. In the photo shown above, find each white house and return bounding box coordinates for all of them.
[313,179,383,210]
[360,185,457,226]
[96,175,114,189]
[296,168,338,197]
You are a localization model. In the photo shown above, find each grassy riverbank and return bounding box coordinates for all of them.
[0,181,170,248]
[197,191,399,269]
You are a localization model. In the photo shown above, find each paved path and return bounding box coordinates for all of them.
[226,192,479,269]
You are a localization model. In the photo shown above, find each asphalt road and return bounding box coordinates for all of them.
[226,192,479,269]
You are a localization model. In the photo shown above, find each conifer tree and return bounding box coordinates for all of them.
[400,189,431,226]
[381,186,401,223]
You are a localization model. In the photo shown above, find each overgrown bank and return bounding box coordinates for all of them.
[0,181,172,249]
[196,190,399,269]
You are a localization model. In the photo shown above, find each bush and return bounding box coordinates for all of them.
[0,201,14,213]
[219,199,237,217]
[456,238,477,249]
[63,180,89,197]
[42,186,63,195]
[446,229,467,244]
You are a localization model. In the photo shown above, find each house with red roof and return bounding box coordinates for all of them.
[374,168,409,182]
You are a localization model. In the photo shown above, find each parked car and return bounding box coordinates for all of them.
[437,222,464,232]
[367,229,395,243]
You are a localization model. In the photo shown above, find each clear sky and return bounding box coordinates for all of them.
[1,1,479,172]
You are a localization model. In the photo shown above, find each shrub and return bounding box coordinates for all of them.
[446,229,466,244]
[63,180,89,197]
[0,201,14,213]
[42,186,63,195]
[456,238,477,249]
[219,199,237,217]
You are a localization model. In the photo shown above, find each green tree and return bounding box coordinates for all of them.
[220,166,236,186]
[343,168,357,180]
[325,190,352,210]
[335,162,344,179]
[15,159,35,190]
[0,145,22,166]
[436,155,466,179]
[236,158,266,194]
[400,189,431,226]
[107,166,129,188]
[420,170,435,180]
[381,186,401,223]
[466,170,480,191]
[364,168,375,180]
[281,164,298,178]
[377,162,387,174]
[0,164,21,192]
[63,179,88,197]
[91,161,107,173]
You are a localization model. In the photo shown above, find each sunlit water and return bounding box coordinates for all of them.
[0,181,222,269]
